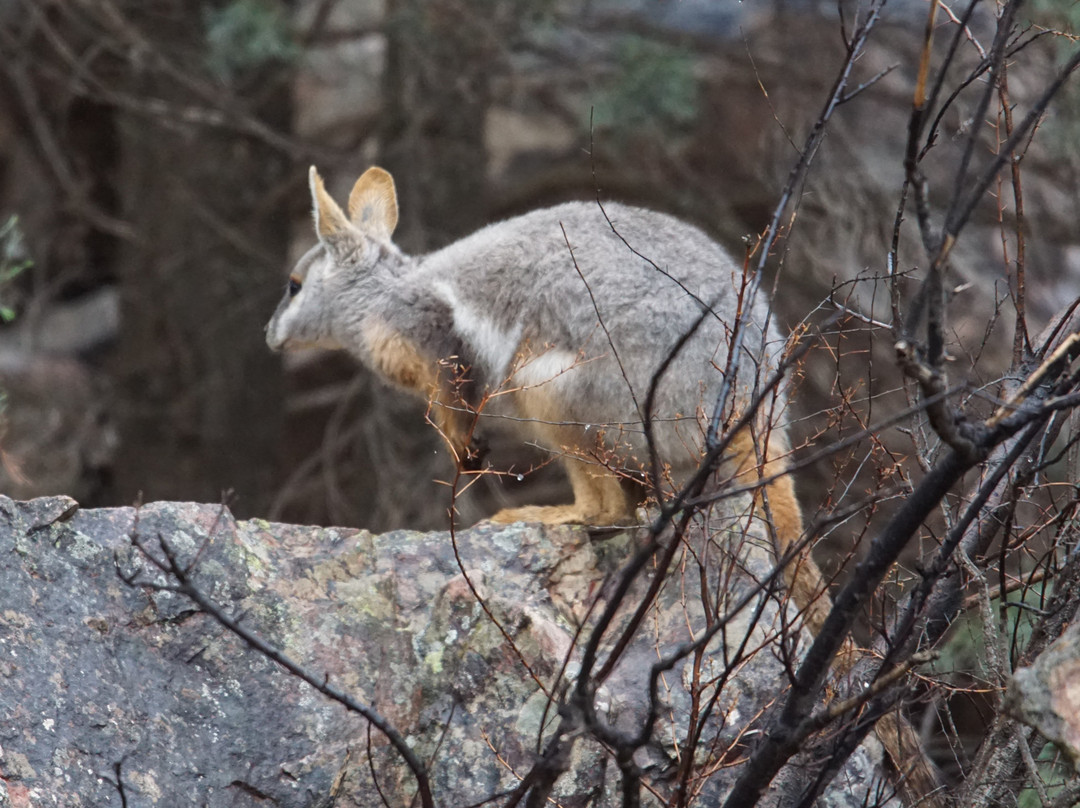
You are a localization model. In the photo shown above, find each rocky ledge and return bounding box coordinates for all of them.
[1,496,895,807]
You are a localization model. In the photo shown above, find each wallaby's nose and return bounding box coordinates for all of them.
[265,327,283,352]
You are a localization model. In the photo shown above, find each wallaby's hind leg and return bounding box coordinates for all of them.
[488,380,636,527]
[489,458,635,527]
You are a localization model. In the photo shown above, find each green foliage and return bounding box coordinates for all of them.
[934,585,1046,675]
[0,215,30,324]
[936,582,1075,804]
[0,214,29,427]
[590,35,699,142]
[1016,742,1075,808]
[1026,0,1080,31]
[1022,0,1080,163]
[204,0,299,82]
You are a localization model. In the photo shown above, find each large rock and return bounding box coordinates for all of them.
[1006,619,1080,773]
[0,496,893,806]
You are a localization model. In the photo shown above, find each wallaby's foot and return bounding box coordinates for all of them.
[487,504,638,528]
[491,459,638,529]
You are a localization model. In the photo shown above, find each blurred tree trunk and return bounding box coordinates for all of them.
[108,2,291,516]
[380,0,499,250]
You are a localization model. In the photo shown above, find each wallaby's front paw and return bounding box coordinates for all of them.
[461,434,489,471]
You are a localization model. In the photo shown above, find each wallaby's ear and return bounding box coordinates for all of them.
[310,166,366,264]
[309,166,353,240]
[348,167,398,240]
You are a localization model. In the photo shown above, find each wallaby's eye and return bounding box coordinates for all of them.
[288,277,302,297]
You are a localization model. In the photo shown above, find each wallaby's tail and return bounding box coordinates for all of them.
[724,426,944,808]
[728,426,833,638]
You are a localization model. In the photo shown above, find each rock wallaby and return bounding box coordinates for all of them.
[267,165,815,615]
[268,170,797,520]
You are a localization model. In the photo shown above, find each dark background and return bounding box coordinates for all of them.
[1,0,1077,537]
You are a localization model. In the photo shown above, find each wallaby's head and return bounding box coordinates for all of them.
[266,166,401,352]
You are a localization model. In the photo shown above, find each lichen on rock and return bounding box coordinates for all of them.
[0,495,895,806]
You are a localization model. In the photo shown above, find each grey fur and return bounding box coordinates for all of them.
[267,168,788,501]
